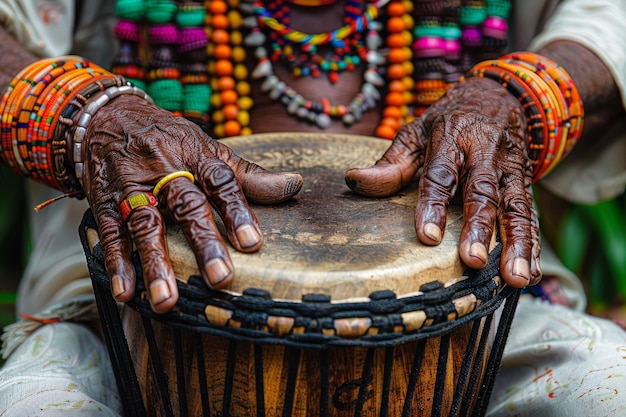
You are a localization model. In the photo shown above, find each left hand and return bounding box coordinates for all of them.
[345,77,541,288]
[82,95,303,313]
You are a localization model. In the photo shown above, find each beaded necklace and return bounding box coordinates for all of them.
[259,0,367,83]
[111,0,511,139]
[245,0,389,129]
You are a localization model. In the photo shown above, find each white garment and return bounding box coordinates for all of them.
[0,322,122,416]
[0,0,74,58]
[488,296,626,417]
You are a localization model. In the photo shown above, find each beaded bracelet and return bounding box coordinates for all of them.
[0,56,153,195]
[0,57,111,191]
[463,51,584,182]
[72,84,154,185]
[52,75,129,192]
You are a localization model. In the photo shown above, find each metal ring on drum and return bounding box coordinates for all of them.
[80,133,521,417]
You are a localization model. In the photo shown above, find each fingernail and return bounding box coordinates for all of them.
[205,258,232,287]
[469,242,488,264]
[112,275,126,298]
[284,174,303,195]
[512,257,530,284]
[236,224,262,248]
[149,280,171,306]
[424,222,442,243]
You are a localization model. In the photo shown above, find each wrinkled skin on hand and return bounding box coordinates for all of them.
[346,77,541,288]
[81,95,303,313]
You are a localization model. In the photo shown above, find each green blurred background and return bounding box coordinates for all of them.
[0,165,30,368]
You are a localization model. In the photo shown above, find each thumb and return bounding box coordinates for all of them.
[240,165,304,205]
[211,139,304,205]
[345,121,427,197]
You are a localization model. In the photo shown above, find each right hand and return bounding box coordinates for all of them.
[346,77,541,288]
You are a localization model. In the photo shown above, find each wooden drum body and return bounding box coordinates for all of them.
[81,133,520,417]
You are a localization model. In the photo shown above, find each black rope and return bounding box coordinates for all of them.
[282,347,301,417]
[379,346,394,417]
[459,310,496,416]
[354,348,375,417]
[142,315,175,417]
[174,328,188,417]
[82,220,147,417]
[223,339,238,416]
[402,340,426,417]
[320,350,330,417]
[195,334,211,416]
[447,318,482,416]
[473,288,522,417]
[91,274,147,417]
[431,333,451,417]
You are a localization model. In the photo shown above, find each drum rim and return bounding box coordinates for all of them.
[82,208,509,348]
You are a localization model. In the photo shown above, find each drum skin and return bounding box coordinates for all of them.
[85,133,506,417]
[168,133,467,298]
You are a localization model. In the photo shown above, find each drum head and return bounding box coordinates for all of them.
[166,132,465,301]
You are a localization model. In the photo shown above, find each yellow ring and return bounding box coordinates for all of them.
[153,171,195,198]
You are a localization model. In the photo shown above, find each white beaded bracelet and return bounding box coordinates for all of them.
[72,84,154,184]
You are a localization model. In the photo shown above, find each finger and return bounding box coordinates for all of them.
[195,156,265,254]
[93,200,137,303]
[345,121,427,197]
[159,176,236,290]
[497,171,535,288]
[528,192,542,285]
[213,141,303,204]
[455,127,500,270]
[414,123,462,246]
[458,165,499,271]
[126,203,179,313]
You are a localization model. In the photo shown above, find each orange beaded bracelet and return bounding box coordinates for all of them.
[464,52,584,183]
[0,57,152,195]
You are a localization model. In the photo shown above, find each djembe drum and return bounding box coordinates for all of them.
[81,133,520,417]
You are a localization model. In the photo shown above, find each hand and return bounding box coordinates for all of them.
[345,77,541,288]
[81,95,303,313]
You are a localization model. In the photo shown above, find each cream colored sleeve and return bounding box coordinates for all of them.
[527,0,626,203]
[528,0,626,108]
[0,0,75,58]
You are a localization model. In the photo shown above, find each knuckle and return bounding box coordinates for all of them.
[466,178,498,201]
[127,207,161,238]
[198,160,236,188]
[169,188,207,219]
[423,164,457,192]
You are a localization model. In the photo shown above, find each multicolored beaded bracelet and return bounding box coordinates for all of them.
[464,51,584,183]
[0,56,153,195]
[0,57,110,191]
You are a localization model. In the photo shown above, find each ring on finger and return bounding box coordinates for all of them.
[120,192,158,222]
[153,171,195,198]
